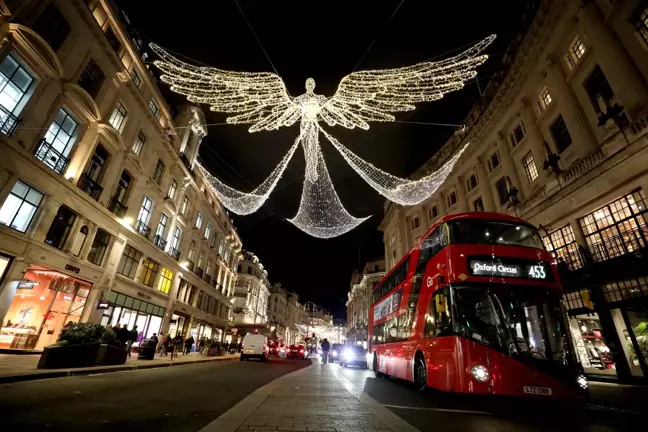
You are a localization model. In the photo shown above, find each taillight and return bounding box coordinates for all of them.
[300,349,304,353]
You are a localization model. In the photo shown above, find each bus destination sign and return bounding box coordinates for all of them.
[468,257,549,280]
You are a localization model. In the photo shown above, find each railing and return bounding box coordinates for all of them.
[203,274,212,284]
[34,138,70,174]
[560,150,605,184]
[0,105,22,137]
[169,247,180,260]
[107,196,128,218]
[629,112,648,135]
[186,260,195,271]
[77,173,103,201]
[134,220,151,239]
[517,185,546,213]
[195,267,203,278]
[586,227,648,263]
[210,277,217,288]
[153,234,167,250]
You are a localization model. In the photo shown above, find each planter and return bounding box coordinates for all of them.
[206,347,221,357]
[37,342,100,369]
[96,344,128,365]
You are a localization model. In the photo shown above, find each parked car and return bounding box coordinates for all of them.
[340,345,367,368]
[329,344,344,362]
[286,344,308,359]
[240,334,268,361]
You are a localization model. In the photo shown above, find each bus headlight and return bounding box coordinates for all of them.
[577,374,588,390]
[470,365,490,383]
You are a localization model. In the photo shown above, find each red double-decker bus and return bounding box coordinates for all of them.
[369,212,588,400]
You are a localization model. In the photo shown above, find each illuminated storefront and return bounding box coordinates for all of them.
[98,291,165,346]
[0,265,91,350]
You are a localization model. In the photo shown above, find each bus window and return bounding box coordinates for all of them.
[424,288,452,338]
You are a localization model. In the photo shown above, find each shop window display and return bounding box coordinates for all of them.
[611,308,646,377]
[567,314,616,375]
[99,291,164,347]
[0,266,91,350]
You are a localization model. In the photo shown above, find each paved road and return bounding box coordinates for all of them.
[332,361,640,432]
[0,357,309,432]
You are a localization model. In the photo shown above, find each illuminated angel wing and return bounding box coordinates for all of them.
[150,44,299,132]
[322,35,496,130]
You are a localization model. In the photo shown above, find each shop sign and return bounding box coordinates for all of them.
[97,301,110,310]
[137,291,152,300]
[65,264,81,274]
[468,257,550,281]
[17,279,39,290]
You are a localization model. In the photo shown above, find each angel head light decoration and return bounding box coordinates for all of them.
[150,35,495,238]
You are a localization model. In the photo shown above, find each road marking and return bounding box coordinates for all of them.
[383,404,493,416]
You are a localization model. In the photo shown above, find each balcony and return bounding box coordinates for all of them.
[134,220,151,239]
[169,247,180,261]
[107,196,128,218]
[186,260,195,271]
[210,278,218,288]
[0,105,22,137]
[195,267,204,278]
[203,274,212,284]
[77,173,103,201]
[153,234,167,250]
[34,138,70,174]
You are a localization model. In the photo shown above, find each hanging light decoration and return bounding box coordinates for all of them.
[150,35,495,238]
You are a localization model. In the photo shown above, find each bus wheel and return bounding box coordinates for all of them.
[414,354,427,392]
[373,354,385,378]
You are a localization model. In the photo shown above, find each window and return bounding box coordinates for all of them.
[550,115,573,153]
[108,102,127,132]
[584,65,615,115]
[633,4,648,45]
[487,151,500,172]
[522,151,539,183]
[465,174,478,192]
[140,258,159,288]
[131,69,142,88]
[44,205,76,249]
[32,3,70,52]
[117,245,142,279]
[429,206,438,220]
[578,190,648,262]
[410,216,420,231]
[473,197,484,212]
[0,54,34,115]
[112,171,131,204]
[198,250,204,268]
[447,191,457,208]
[87,229,111,265]
[153,159,165,184]
[0,180,43,232]
[35,108,79,173]
[104,26,122,55]
[205,223,212,239]
[149,100,160,118]
[158,268,173,294]
[155,213,168,241]
[195,211,204,229]
[77,59,105,99]
[565,36,587,70]
[542,225,584,271]
[510,123,525,147]
[167,179,177,199]
[170,226,181,250]
[132,131,146,155]
[424,288,452,338]
[180,196,189,215]
[372,259,408,304]
[538,87,552,113]
[188,241,195,261]
[495,177,509,206]
[138,196,153,224]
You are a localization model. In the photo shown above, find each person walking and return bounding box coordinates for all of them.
[125,325,138,357]
[320,338,330,364]
[198,338,206,356]
[184,335,194,355]
[117,324,130,350]
[170,334,183,360]
[159,334,169,356]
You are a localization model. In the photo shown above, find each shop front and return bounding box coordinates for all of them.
[168,311,190,339]
[98,290,165,346]
[0,265,92,350]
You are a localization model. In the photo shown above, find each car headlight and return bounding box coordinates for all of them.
[332,350,338,357]
[470,365,490,383]
[342,349,355,361]
[577,374,588,390]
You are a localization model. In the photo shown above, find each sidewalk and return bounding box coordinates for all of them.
[0,351,239,384]
[201,362,418,432]
[587,381,648,416]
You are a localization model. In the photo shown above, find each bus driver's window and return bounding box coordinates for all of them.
[424,289,452,337]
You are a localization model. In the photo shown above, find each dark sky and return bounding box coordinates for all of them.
[116,0,532,318]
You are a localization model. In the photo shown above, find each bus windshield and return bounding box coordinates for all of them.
[448,219,544,249]
[452,285,568,364]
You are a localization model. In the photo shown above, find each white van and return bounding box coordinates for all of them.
[240,333,268,361]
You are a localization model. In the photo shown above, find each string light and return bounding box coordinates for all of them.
[150,35,495,238]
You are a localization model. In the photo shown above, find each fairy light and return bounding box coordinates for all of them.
[150,35,495,238]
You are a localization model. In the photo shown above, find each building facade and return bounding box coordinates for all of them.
[231,250,270,337]
[0,0,242,351]
[346,258,385,347]
[380,0,648,383]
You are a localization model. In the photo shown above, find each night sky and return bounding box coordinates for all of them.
[116,0,532,318]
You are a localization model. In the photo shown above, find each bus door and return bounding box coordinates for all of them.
[425,287,456,391]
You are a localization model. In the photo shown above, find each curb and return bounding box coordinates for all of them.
[0,356,238,385]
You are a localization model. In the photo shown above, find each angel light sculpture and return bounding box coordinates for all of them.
[150,35,495,238]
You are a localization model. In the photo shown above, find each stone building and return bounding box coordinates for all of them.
[346,258,385,347]
[230,250,270,338]
[0,0,242,351]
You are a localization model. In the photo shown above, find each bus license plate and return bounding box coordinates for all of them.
[523,386,552,396]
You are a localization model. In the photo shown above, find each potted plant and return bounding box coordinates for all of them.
[37,323,103,369]
[95,328,128,365]
[206,339,220,356]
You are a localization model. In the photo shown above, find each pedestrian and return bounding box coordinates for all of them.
[237,342,242,353]
[170,333,183,359]
[125,325,138,357]
[117,324,130,349]
[111,323,121,333]
[160,334,170,356]
[320,338,330,364]
[184,335,195,355]
[198,338,206,356]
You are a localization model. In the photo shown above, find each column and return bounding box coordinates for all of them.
[578,1,648,119]
[0,171,18,205]
[78,223,98,260]
[475,161,495,211]
[84,236,127,323]
[99,151,125,208]
[519,100,549,183]
[454,177,469,212]
[0,259,30,328]
[31,196,62,243]
[545,58,598,152]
